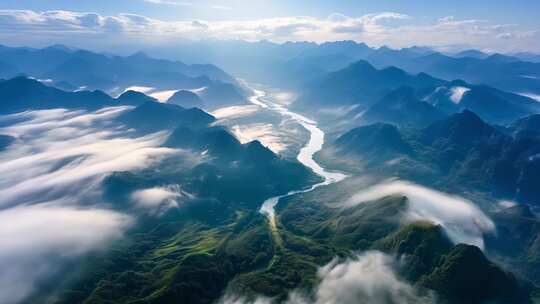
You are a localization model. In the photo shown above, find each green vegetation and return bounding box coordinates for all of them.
[374,221,453,281]
[419,244,531,304]
[41,176,538,304]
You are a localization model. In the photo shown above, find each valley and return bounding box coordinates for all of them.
[243,85,347,231]
[0,29,540,303]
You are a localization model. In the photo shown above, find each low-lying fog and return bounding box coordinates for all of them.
[345,180,495,249]
[121,85,207,102]
[221,251,435,304]
[0,84,501,304]
[0,106,189,304]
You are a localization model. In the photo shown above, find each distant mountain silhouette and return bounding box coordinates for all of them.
[167,90,205,108]
[333,122,413,162]
[512,52,540,63]
[420,81,540,124]
[117,90,157,106]
[452,49,489,59]
[0,77,158,113]
[0,44,241,95]
[366,50,540,95]
[198,82,247,110]
[360,86,446,127]
[0,77,114,113]
[296,60,443,110]
[118,100,215,132]
[298,60,540,125]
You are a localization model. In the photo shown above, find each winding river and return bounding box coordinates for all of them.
[247,87,347,228]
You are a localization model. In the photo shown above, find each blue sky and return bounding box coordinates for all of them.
[0,0,539,52]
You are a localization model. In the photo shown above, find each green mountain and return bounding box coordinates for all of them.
[323,110,540,205]
[375,221,453,281]
[361,86,446,127]
[419,244,531,304]
[486,205,540,284]
[331,122,414,162]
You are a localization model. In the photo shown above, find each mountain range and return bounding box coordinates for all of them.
[2,42,540,304]
[293,60,540,127]
[322,110,540,206]
[145,40,540,96]
[0,44,247,110]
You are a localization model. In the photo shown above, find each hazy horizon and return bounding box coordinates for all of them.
[1,2,540,304]
[1,0,539,53]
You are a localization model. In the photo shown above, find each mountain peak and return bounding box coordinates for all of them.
[380,66,407,77]
[334,123,413,158]
[128,51,150,59]
[421,109,498,146]
[459,109,483,121]
[420,244,526,303]
[485,53,520,63]
[117,90,157,106]
[167,90,204,108]
[347,59,376,71]
[454,49,489,59]
[3,76,45,89]
[43,44,73,52]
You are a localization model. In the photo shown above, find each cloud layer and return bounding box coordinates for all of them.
[0,107,175,208]
[0,106,180,303]
[131,185,194,215]
[345,180,495,249]
[0,9,538,52]
[0,204,132,304]
[221,251,434,304]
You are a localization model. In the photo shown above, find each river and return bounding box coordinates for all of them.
[247,87,347,228]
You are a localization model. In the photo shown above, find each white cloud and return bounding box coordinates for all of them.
[121,86,184,102]
[497,200,517,209]
[142,1,232,10]
[345,180,495,249]
[518,92,540,102]
[0,107,176,208]
[310,251,432,304]
[231,123,287,153]
[149,89,178,102]
[449,86,470,104]
[0,204,132,304]
[220,295,272,304]
[122,85,155,95]
[211,105,260,120]
[0,10,536,52]
[143,0,193,6]
[131,185,193,215]
[220,251,434,304]
[0,106,189,302]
